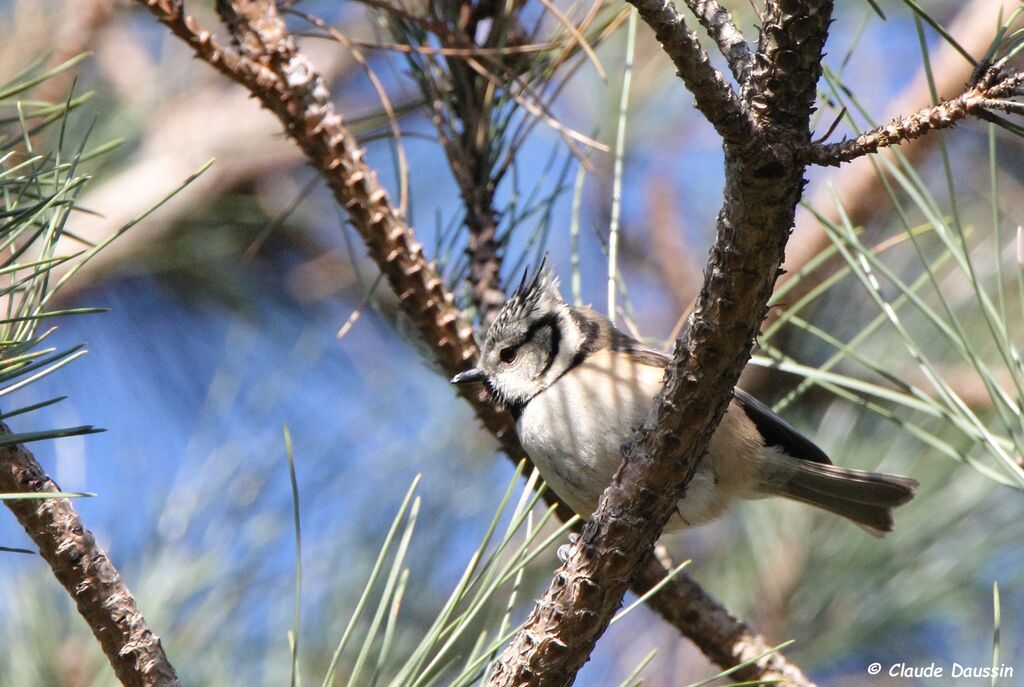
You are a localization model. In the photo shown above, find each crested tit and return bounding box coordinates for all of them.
[452,264,917,535]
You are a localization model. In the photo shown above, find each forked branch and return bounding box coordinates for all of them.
[133,1,814,685]
[683,0,752,83]
[628,0,757,145]
[486,1,833,684]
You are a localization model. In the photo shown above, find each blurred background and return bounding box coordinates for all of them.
[1,0,1022,685]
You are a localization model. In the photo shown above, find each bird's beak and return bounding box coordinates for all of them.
[451,368,487,385]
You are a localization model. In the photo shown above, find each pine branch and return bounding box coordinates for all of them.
[0,426,179,687]
[486,1,833,685]
[748,0,1024,397]
[134,0,517,452]
[451,2,509,330]
[634,549,815,686]
[628,0,757,145]
[132,2,815,684]
[396,2,511,327]
[683,0,751,84]
[747,1,832,131]
[805,64,1024,166]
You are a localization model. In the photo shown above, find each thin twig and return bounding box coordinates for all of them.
[299,34,568,57]
[805,68,1024,166]
[536,0,607,80]
[426,1,512,328]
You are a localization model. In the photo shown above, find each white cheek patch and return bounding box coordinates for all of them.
[486,350,542,408]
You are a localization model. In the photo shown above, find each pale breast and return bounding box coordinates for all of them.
[517,349,766,529]
[517,349,660,516]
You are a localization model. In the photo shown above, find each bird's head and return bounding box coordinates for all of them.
[451,260,576,411]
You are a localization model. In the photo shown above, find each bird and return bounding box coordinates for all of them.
[451,262,917,536]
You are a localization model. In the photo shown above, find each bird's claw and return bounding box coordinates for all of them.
[556,532,580,563]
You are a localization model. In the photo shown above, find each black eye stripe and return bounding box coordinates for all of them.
[519,313,561,377]
[523,313,559,342]
[501,312,559,353]
[540,322,561,376]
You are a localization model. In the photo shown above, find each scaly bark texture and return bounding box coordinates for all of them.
[683,0,752,83]
[805,63,1024,166]
[0,427,179,687]
[630,0,756,146]
[134,0,518,457]
[132,2,808,686]
[427,1,511,328]
[486,1,833,684]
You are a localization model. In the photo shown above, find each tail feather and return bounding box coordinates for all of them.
[781,482,896,535]
[761,457,918,536]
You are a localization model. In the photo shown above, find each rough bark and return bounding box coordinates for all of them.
[805,65,1024,166]
[20,2,1021,685]
[486,1,833,684]
[633,551,814,686]
[128,2,809,686]
[485,0,1021,682]
[0,428,179,687]
[683,0,751,83]
[630,0,756,146]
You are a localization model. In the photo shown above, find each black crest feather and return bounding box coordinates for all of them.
[489,255,561,338]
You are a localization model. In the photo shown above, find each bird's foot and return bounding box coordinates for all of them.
[556,532,580,563]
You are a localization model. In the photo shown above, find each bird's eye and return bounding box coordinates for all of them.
[499,346,518,364]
